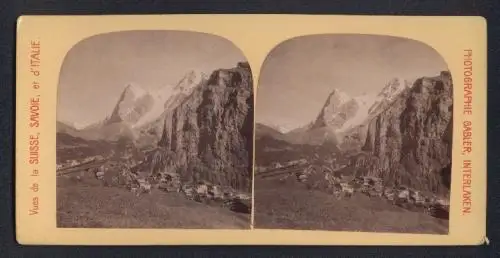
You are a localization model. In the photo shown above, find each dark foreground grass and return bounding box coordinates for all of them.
[254,178,448,234]
[56,174,250,229]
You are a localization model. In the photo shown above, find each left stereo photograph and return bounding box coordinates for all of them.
[55,30,254,229]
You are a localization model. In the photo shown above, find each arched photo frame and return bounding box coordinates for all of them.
[15,15,486,245]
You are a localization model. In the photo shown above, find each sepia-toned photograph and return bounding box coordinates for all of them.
[55,31,253,229]
[254,34,453,234]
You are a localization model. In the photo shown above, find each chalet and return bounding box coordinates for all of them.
[208,185,223,199]
[397,189,410,200]
[411,190,425,205]
[95,171,105,180]
[383,188,396,201]
[272,162,283,169]
[181,184,195,199]
[236,193,251,200]
[340,182,354,196]
[298,174,308,182]
[196,183,208,196]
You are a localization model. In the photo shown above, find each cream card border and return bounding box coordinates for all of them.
[16,15,487,245]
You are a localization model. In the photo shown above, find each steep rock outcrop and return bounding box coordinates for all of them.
[353,71,453,195]
[157,62,253,192]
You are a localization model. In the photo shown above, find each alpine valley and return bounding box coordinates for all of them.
[57,62,254,229]
[255,71,453,233]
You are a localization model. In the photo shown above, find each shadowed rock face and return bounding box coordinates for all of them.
[158,62,254,192]
[355,71,453,195]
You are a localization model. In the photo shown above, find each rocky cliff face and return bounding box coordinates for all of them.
[157,62,253,192]
[353,71,453,195]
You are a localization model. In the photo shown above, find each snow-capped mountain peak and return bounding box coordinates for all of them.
[377,77,411,101]
[354,93,377,106]
[312,88,354,129]
[311,77,414,134]
[106,83,154,125]
[174,70,207,93]
[329,88,352,106]
[163,70,207,110]
[267,123,288,134]
[133,70,208,129]
[72,122,92,130]
[335,93,378,133]
[123,83,149,101]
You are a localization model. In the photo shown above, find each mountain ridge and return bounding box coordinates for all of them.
[57,70,208,145]
[256,77,414,149]
[255,71,453,196]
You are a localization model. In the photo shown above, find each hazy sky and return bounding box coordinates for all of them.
[256,34,449,132]
[57,30,246,127]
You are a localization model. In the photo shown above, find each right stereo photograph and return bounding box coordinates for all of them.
[253,34,453,234]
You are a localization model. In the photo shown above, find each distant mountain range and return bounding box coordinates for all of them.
[57,63,254,192]
[256,77,412,148]
[57,70,208,146]
[256,72,453,195]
